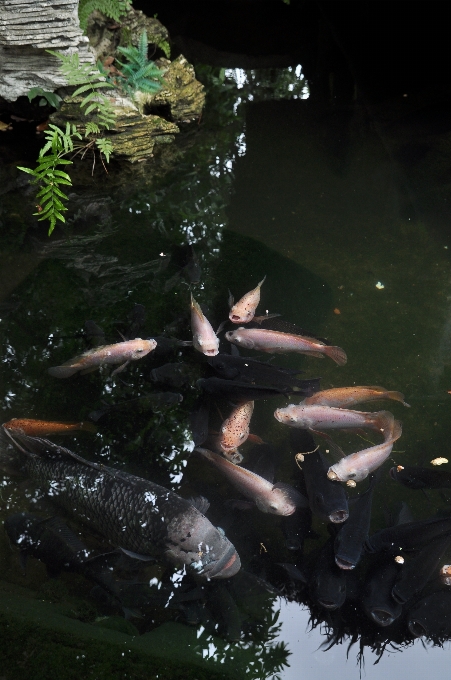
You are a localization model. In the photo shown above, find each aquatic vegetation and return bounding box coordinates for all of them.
[78,0,132,31]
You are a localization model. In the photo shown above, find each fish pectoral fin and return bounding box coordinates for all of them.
[215,320,227,335]
[272,482,309,508]
[228,290,234,309]
[79,366,100,376]
[120,548,155,561]
[253,313,281,324]
[303,351,325,359]
[111,361,130,377]
[248,433,264,445]
[187,495,210,514]
[309,429,345,461]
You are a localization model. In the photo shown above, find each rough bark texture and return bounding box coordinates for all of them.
[0,0,95,102]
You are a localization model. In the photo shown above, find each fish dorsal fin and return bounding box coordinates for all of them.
[187,495,210,514]
[308,429,345,461]
[272,482,309,508]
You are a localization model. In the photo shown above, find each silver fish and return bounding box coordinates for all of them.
[195,447,306,516]
[190,295,219,357]
[327,419,402,483]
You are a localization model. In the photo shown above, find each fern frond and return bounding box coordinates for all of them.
[96,137,114,163]
[78,0,131,32]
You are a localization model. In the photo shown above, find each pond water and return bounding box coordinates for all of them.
[1,35,451,680]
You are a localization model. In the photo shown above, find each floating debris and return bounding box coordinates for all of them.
[395,556,404,564]
[375,282,385,290]
[346,480,357,488]
[431,457,448,466]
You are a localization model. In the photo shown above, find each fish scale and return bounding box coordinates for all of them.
[5,433,240,579]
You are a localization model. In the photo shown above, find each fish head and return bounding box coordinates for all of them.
[274,405,300,425]
[225,330,254,349]
[408,618,428,638]
[229,306,254,324]
[256,483,307,516]
[165,519,241,580]
[208,356,239,379]
[130,339,157,360]
[369,607,400,627]
[327,465,368,484]
[194,334,220,357]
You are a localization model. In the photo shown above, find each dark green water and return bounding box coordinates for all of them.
[1,64,451,679]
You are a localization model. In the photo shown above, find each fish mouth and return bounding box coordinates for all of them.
[205,545,241,579]
[370,608,397,627]
[408,619,427,637]
[335,557,355,570]
[389,467,397,481]
[230,315,241,322]
[391,587,407,605]
[204,349,219,356]
[318,599,340,610]
[329,510,349,523]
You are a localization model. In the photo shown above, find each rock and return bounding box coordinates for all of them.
[0,0,96,102]
[134,55,205,123]
[50,93,179,163]
[86,7,169,62]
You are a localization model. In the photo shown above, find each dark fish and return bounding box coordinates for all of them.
[290,429,349,524]
[151,362,194,389]
[390,465,451,490]
[4,430,241,580]
[391,533,451,605]
[362,556,403,627]
[207,584,242,641]
[88,392,183,422]
[366,516,451,553]
[83,320,106,347]
[197,377,289,402]
[125,303,146,340]
[208,353,320,395]
[4,512,122,598]
[189,395,210,446]
[334,476,377,570]
[407,590,451,637]
[309,538,347,610]
[182,246,202,284]
[281,506,314,552]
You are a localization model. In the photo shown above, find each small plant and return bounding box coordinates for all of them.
[78,0,132,31]
[19,54,116,235]
[18,123,80,235]
[114,30,165,96]
[27,87,62,109]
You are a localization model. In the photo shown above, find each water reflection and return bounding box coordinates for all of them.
[2,60,451,679]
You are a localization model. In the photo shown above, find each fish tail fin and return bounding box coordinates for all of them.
[371,410,396,438]
[79,421,97,434]
[390,419,403,442]
[0,427,25,474]
[48,365,79,378]
[323,345,347,366]
[386,391,411,408]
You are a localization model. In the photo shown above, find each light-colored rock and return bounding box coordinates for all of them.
[0,0,95,102]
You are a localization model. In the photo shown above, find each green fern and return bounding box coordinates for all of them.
[116,30,165,96]
[48,51,116,130]
[18,123,81,235]
[78,0,131,31]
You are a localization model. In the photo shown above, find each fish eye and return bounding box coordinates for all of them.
[348,473,356,479]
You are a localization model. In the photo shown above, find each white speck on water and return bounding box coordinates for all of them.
[375,282,385,289]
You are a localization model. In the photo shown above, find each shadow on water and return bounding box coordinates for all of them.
[2,18,451,680]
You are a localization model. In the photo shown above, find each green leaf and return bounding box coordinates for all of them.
[17,166,37,176]
[52,169,72,180]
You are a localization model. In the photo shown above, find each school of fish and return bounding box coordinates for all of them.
[4,273,451,647]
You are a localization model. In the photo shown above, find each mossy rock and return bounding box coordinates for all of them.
[49,94,179,163]
[86,8,169,62]
[134,55,206,123]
